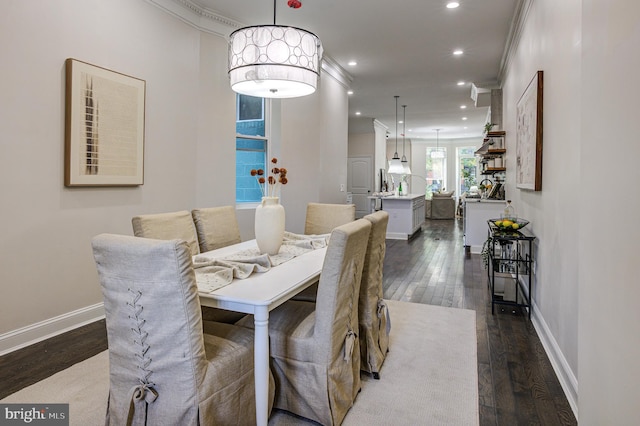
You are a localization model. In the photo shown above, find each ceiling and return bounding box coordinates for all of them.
[183,0,521,141]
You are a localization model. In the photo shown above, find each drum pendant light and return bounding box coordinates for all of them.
[228,0,323,99]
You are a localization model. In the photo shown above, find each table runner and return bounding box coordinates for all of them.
[194,232,329,293]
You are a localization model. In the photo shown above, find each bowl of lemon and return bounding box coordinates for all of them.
[490,218,529,231]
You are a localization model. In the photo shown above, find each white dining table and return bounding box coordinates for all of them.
[195,239,326,426]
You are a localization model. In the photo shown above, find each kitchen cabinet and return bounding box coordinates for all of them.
[463,199,504,253]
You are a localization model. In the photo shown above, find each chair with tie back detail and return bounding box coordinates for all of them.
[359,210,391,379]
[237,219,371,425]
[91,234,273,425]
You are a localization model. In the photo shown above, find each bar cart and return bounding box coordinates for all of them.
[486,220,536,318]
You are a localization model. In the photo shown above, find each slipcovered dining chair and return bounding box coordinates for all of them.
[131,210,245,324]
[304,202,356,235]
[131,210,200,256]
[359,210,391,379]
[91,234,273,425]
[191,206,241,253]
[294,202,357,303]
[238,219,371,425]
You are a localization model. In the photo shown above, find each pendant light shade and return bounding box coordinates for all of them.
[228,1,323,98]
[388,95,405,174]
[431,129,445,158]
[401,104,411,175]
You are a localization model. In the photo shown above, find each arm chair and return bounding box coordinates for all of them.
[359,210,391,379]
[304,202,356,235]
[91,234,274,425]
[237,219,371,425]
[131,211,245,324]
[294,202,356,302]
[191,206,241,253]
[131,210,200,255]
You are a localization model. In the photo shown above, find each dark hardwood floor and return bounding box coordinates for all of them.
[0,218,577,425]
[383,218,576,426]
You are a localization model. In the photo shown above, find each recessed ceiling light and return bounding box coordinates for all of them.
[462,117,468,120]
[460,105,467,109]
[355,111,361,115]
[347,90,354,95]
[457,81,465,86]
[446,2,460,9]
[348,61,357,66]
[453,49,463,56]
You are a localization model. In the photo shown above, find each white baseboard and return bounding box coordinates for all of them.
[531,300,579,422]
[0,303,105,356]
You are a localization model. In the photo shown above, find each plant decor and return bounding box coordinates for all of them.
[251,157,288,198]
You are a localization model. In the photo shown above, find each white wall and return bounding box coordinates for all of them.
[501,0,582,413]
[0,0,348,348]
[579,1,640,423]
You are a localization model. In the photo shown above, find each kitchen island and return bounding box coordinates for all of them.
[369,194,425,240]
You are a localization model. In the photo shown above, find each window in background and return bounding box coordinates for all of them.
[458,147,478,195]
[236,95,268,203]
[426,147,447,198]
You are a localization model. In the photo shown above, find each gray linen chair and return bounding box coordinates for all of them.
[304,202,356,235]
[131,210,245,324]
[191,206,241,253]
[131,210,200,256]
[294,202,357,303]
[238,219,371,425]
[359,210,391,379]
[91,234,273,425]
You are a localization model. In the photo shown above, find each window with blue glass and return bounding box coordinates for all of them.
[236,95,267,203]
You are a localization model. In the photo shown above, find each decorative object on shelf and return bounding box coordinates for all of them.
[516,70,544,191]
[228,0,323,98]
[401,104,411,175]
[251,158,288,254]
[431,129,445,158]
[484,122,496,134]
[388,96,404,175]
[64,58,146,186]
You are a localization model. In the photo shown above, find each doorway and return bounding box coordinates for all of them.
[347,156,373,218]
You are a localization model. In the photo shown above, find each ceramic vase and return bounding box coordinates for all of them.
[255,196,285,255]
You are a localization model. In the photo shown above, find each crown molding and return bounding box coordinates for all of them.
[497,0,534,84]
[146,0,243,37]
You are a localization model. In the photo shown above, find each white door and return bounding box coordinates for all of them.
[348,156,373,218]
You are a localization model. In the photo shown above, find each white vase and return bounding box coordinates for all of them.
[255,196,285,255]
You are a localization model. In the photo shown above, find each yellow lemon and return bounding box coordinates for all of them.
[512,223,520,230]
[495,220,503,227]
[502,220,513,227]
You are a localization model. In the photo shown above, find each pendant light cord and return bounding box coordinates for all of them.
[402,105,407,159]
[273,0,277,25]
[394,95,399,156]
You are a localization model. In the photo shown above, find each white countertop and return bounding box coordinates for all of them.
[464,198,505,204]
[369,193,424,200]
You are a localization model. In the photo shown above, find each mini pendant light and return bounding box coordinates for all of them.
[228,0,323,98]
[401,104,411,174]
[431,129,445,158]
[388,95,404,174]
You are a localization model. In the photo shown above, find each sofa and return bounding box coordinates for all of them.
[426,192,456,220]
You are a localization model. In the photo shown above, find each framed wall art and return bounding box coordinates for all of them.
[64,58,146,186]
[516,70,543,191]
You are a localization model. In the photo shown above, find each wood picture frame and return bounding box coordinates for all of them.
[64,58,145,186]
[516,70,543,191]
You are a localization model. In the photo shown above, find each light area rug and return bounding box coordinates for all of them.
[1,300,478,426]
